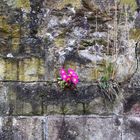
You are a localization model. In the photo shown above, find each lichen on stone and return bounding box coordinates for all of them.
[4,0,30,10]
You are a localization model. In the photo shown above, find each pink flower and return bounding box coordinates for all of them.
[60,68,66,75]
[61,74,68,81]
[71,73,78,78]
[59,67,79,86]
[66,75,71,83]
[68,68,75,76]
[72,76,79,85]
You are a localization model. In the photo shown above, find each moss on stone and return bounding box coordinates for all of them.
[120,0,136,6]
[1,22,11,34]
[5,0,30,10]
[54,37,65,48]
[12,38,20,52]
[5,58,18,80]
[56,0,81,10]
[81,39,94,47]
[0,16,8,30]
[120,0,137,11]
[63,103,84,115]
[45,104,62,115]
[129,29,140,40]
[0,17,21,53]
[16,0,30,9]
[19,57,45,81]
[95,39,108,46]
[22,102,32,114]
[0,59,5,80]
[11,24,20,38]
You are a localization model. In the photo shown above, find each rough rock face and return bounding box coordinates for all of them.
[0,0,140,139]
[0,116,140,140]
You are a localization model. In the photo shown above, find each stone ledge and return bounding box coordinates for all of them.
[0,82,124,116]
[0,81,139,116]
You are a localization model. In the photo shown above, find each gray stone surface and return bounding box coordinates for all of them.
[0,115,139,140]
[0,83,9,115]
[0,82,125,115]
[48,115,122,140]
[122,116,140,140]
[0,116,46,140]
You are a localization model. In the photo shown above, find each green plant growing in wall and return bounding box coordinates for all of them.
[100,62,114,85]
[98,62,119,102]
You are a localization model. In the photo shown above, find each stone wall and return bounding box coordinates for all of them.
[0,115,139,140]
[0,0,140,139]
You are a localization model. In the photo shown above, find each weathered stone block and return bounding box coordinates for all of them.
[0,57,45,81]
[0,83,9,115]
[12,117,44,140]
[63,102,83,115]
[44,101,84,115]
[123,92,140,116]
[47,115,122,140]
[0,81,129,116]
[86,96,123,115]
[5,58,18,80]
[8,83,42,115]
[122,116,140,140]
[18,57,45,81]
[0,82,125,115]
[44,103,62,115]
[0,117,14,140]
[0,117,46,140]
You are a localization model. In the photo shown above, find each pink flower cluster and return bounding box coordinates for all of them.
[60,68,79,85]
